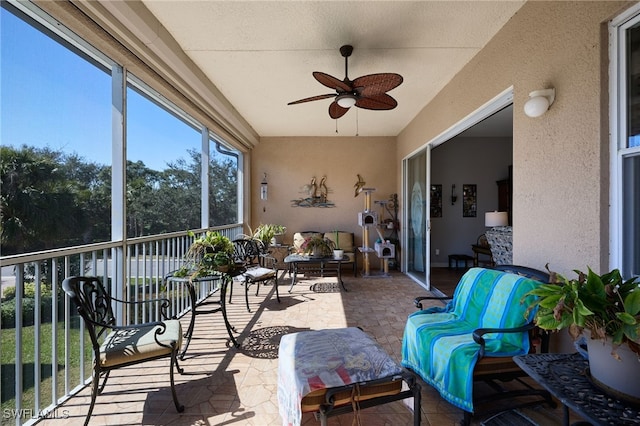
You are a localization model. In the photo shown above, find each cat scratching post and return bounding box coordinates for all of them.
[373,228,394,277]
[357,189,395,278]
[357,189,377,277]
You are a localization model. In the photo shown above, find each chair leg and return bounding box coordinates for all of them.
[85,365,101,426]
[245,281,252,312]
[412,380,421,426]
[228,278,234,304]
[97,370,110,395]
[175,354,184,375]
[169,347,185,412]
[274,276,280,303]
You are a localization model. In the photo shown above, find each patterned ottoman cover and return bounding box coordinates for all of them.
[277,327,404,426]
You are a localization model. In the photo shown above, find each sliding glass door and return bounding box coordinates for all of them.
[405,149,430,287]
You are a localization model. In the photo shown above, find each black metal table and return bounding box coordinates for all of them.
[284,254,348,292]
[513,353,640,425]
[165,272,240,358]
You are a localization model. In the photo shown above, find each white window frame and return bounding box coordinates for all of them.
[610,3,640,277]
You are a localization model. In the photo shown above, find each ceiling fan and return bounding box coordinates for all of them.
[288,45,403,119]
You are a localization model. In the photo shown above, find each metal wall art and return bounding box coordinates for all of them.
[292,176,335,208]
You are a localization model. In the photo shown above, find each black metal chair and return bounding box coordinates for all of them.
[230,238,280,312]
[62,276,184,425]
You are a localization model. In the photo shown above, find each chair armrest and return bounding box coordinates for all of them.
[491,265,550,282]
[110,319,166,330]
[74,307,170,333]
[472,322,535,358]
[108,295,174,320]
[259,253,278,270]
[413,295,452,310]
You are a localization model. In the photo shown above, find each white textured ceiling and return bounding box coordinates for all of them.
[140,1,524,138]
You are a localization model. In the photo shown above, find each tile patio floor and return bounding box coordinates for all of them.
[39,270,569,426]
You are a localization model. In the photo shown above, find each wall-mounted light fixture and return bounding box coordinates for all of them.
[260,173,268,201]
[524,88,555,118]
[451,184,457,205]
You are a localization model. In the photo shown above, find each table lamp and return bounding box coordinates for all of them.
[485,211,508,227]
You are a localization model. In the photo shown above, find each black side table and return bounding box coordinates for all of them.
[165,271,241,358]
[513,353,640,425]
[448,253,473,269]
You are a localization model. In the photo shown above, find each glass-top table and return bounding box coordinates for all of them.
[284,254,348,292]
[513,353,640,425]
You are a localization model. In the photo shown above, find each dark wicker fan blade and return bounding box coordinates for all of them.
[355,93,398,110]
[329,101,349,119]
[288,93,336,105]
[353,73,403,97]
[313,72,352,93]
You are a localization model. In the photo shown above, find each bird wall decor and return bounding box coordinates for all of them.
[354,174,366,197]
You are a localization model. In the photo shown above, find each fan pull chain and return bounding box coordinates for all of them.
[335,119,339,134]
[356,108,359,136]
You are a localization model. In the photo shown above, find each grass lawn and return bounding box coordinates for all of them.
[1,318,93,416]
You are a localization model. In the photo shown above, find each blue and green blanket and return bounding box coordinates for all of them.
[401,267,540,413]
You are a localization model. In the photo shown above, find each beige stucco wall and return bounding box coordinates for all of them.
[398,1,631,277]
[251,137,397,250]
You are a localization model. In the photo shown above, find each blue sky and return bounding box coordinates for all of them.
[1,5,202,171]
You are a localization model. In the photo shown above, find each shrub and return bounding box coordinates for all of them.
[2,286,15,301]
[1,296,55,328]
[1,282,53,302]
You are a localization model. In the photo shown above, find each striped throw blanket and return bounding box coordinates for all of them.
[401,268,540,413]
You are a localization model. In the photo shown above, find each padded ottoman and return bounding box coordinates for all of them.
[277,327,420,426]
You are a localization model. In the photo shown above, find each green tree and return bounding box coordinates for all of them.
[209,155,237,225]
[159,151,201,233]
[1,146,84,254]
[2,144,238,254]
[126,160,162,237]
[57,153,111,243]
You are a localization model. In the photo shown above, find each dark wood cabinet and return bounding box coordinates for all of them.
[496,166,512,225]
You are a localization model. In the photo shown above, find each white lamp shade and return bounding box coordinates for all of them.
[485,211,508,227]
[336,94,357,108]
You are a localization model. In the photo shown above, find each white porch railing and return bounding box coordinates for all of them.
[0,224,244,426]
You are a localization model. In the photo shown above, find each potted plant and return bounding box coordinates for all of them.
[526,265,640,399]
[332,230,344,260]
[174,230,235,279]
[300,234,335,258]
[252,224,287,247]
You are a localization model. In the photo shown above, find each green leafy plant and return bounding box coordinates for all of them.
[174,230,235,279]
[251,223,286,246]
[526,265,640,356]
[300,234,335,257]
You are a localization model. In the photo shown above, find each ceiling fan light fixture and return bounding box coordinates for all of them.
[288,45,402,119]
[336,94,357,108]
